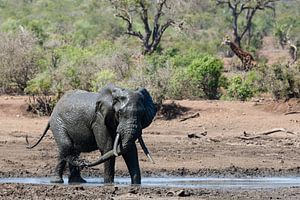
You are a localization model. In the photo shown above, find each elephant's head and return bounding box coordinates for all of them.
[87,84,157,167]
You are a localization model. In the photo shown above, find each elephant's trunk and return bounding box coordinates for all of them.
[85,131,154,168]
[86,149,116,167]
[86,134,121,167]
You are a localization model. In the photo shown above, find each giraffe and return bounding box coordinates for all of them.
[222,36,256,71]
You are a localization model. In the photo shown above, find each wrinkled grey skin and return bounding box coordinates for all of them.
[27,85,156,184]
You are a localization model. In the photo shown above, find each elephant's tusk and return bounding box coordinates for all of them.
[138,136,155,164]
[113,133,120,156]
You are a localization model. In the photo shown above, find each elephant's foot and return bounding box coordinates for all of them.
[68,176,87,183]
[103,177,114,184]
[50,176,64,183]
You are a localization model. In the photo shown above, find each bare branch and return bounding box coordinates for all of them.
[139,1,151,41]
[237,128,298,140]
[217,0,279,47]
[111,0,174,54]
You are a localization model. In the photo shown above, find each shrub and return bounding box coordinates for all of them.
[126,62,172,106]
[187,54,224,99]
[25,71,52,95]
[264,63,300,100]
[167,67,201,99]
[26,95,55,116]
[227,76,254,101]
[0,30,43,93]
[171,48,202,68]
[91,70,117,92]
[48,45,99,93]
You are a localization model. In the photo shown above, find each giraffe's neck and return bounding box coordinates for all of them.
[229,42,244,59]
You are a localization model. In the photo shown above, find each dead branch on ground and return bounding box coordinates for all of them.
[237,128,297,140]
[284,111,300,115]
[179,112,200,122]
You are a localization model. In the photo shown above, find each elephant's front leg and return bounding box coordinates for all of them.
[97,136,116,183]
[94,127,115,183]
[103,155,115,183]
[122,144,141,184]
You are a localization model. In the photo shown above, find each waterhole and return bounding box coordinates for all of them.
[0,177,300,189]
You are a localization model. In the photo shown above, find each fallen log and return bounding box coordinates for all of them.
[237,135,261,140]
[179,112,200,122]
[284,111,300,115]
[257,128,296,135]
[237,128,297,140]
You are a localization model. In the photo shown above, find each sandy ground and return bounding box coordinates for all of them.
[0,95,300,199]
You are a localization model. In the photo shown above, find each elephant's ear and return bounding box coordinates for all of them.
[138,88,157,129]
[95,85,117,128]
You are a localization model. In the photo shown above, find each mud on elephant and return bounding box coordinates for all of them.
[26,84,157,184]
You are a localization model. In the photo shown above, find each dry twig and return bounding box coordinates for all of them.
[179,112,200,122]
[237,128,297,140]
[284,111,300,115]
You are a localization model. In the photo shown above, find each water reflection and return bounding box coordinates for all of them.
[0,177,300,189]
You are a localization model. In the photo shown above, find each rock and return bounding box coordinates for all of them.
[201,131,207,136]
[187,133,200,138]
[209,138,221,142]
[75,186,84,191]
[166,191,175,197]
[176,189,191,197]
[128,187,139,194]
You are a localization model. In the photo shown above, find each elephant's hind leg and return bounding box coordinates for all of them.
[68,162,87,183]
[50,155,66,183]
[53,126,87,167]
[51,126,84,183]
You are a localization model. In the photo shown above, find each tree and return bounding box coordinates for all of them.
[110,0,174,54]
[216,0,279,47]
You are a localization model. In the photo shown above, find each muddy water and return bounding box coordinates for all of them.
[1,177,300,189]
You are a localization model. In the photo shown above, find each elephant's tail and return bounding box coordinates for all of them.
[26,122,50,149]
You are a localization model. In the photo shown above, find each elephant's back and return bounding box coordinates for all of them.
[50,90,99,130]
[54,90,98,112]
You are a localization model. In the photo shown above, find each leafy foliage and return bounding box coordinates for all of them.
[91,70,117,92]
[187,54,224,99]
[263,63,300,100]
[0,0,299,105]
[227,76,254,101]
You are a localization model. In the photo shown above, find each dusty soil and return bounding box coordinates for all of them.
[0,95,300,199]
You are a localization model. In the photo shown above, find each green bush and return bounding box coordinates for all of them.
[187,54,224,99]
[25,71,52,95]
[91,69,116,92]
[264,64,300,100]
[227,76,254,101]
[167,67,201,99]
[171,48,202,68]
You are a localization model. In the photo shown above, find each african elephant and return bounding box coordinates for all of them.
[26,84,157,184]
